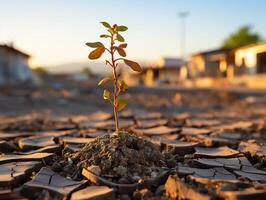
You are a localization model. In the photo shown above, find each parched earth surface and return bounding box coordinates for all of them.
[1,86,266,199]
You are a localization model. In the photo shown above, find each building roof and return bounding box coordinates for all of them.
[0,44,30,58]
[191,48,231,57]
[193,41,266,56]
[145,57,186,69]
[233,41,266,51]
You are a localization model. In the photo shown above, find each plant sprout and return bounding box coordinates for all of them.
[86,22,142,133]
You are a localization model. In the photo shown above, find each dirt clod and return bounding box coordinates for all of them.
[63,131,166,183]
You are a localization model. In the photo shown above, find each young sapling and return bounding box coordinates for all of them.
[86,22,142,134]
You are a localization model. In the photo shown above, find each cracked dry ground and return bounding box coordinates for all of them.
[1,89,266,199]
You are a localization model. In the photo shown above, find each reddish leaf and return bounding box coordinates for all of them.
[124,59,142,72]
[88,48,105,60]
[114,47,126,57]
[119,43,127,48]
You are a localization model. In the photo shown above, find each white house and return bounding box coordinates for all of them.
[0,44,34,85]
[234,41,266,75]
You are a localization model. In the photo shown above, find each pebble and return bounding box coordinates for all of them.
[87,165,101,176]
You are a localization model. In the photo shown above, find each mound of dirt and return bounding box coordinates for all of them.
[62,131,167,183]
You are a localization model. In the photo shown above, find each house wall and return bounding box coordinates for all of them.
[190,53,230,78]
[144,69,154,86]
[0,48,32,84]
[122,70,141,86]
[0,49,5,84]
[235,43,266,75]
[189,55,205,77]
[159,68,181,83]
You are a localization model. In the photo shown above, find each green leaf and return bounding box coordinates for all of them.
[103,89,110,100]
[116,33,125,42]
[116,25,128,32]
[86,42,104,48]
[119,43,127,48]
[100,34,110,38]
[100,22,111,28]
[114,47,126,57]
[88,47,105,60]
[123,59,142,72]
[115,98,128,111]
[98,77,113,85]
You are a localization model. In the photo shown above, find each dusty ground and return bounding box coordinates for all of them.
[1,83,266,199]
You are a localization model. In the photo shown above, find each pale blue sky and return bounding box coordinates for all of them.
[0,0,265,72]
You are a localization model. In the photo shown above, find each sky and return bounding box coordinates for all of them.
[0,0,266,73]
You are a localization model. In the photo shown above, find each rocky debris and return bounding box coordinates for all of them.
[64,132,167,183]
[22,167,87,200]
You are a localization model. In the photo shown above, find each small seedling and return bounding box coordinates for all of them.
[86,22,142,133]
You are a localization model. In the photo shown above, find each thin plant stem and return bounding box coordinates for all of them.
[110,32,120,133]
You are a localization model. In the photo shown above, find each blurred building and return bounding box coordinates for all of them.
[234,41,266,75]
[0,44,35,85]
[122,57,187,86]
[189,49,234,79]
[189,42,266,79]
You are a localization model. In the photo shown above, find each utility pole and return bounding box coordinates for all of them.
[178,12,189,60]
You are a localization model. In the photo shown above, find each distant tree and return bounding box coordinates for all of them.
[33,67,48,76]
[81,67,94,78]
[222,26,262,49]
